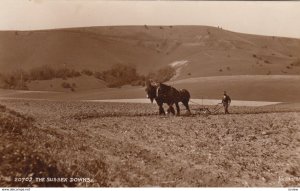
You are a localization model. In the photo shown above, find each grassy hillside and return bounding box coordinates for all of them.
[0,26,300,101]
[1,26,300,78]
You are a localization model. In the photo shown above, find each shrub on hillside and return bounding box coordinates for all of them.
[0,70,28,90]
[55,68,81,79]
[61,82,71,89]
[0,66,81,90]
[29,65,81,81]
[94,64,141,88]
[81,69,94,76]
[147,66,176,83]
[29,65,56,80]
[1,75,17,89]
[131,79,145,87]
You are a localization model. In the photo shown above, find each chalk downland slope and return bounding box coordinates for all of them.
[0,26,300,101]
[1,26,300,77]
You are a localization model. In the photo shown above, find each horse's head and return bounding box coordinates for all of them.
[145,79,158,103]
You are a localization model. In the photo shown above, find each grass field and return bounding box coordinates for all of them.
[0,99,299,187]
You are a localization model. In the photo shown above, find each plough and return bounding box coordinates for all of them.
[189,100,223,115]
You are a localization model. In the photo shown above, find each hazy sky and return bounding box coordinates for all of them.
[0,0,300,39]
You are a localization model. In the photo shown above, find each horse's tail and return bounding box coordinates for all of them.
[180,89,190,102]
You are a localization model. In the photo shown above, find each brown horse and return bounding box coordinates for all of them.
[145,80,191,115]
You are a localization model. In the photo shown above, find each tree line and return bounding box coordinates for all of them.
[0,64,176,90]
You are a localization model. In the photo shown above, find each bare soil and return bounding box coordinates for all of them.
[0,99,299,187]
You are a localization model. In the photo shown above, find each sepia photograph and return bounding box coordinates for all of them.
[0,0,299,188]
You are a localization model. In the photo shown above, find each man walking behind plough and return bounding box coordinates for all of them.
[222,91,231,114]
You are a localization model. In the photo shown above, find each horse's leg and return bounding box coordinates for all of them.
[183,100,191,115]
[166,105,170,114]
[158,103,166,115]
[167,103,175,115]
[175,102,180,116]
[168,104,175,115]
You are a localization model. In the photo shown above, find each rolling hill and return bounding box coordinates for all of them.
[1,25,300,76]
[0,25,300,101]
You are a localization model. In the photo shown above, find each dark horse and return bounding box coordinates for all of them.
[145,80,191,115]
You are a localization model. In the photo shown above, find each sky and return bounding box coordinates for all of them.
[0,0,300,39]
